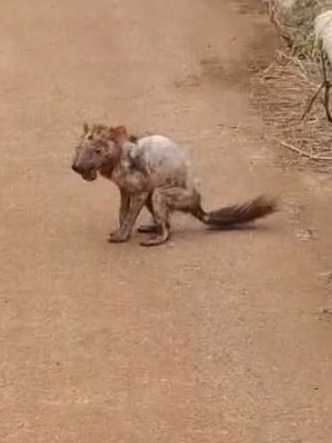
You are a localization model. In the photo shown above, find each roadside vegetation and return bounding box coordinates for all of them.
[254,0,332,169]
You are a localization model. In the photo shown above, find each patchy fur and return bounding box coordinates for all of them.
[71,123,279,246]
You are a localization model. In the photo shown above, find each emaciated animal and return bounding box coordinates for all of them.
[71,124,278,246]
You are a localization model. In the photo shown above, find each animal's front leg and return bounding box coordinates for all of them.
[109,189,130,239]
[109,192,149,243]
[119,189,130,226]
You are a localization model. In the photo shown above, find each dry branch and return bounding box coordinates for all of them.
[276,139,332,160]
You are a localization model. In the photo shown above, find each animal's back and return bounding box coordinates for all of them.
[135,135,189,187]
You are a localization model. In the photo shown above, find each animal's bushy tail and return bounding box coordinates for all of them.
[191,194,279,227]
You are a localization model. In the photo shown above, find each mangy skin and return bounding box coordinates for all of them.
[112,135,189,193]
[71,124,278,247]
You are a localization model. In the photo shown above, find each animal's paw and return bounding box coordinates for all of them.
[137,223,159,234]
[108,230,129,243]
[140,234,170,247]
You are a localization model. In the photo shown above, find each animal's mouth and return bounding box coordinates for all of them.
[81,169,97,181]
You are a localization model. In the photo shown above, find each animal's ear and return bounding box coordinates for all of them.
[114,126,129,138]
[83,123,89,134]
[110,126,128,146]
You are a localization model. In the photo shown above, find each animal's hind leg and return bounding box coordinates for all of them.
[140,190,171,247]
[137,193,158,233]
[138,193,171,234]
[161,186,201,213]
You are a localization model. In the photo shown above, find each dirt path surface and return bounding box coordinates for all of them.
[1,0,332,442]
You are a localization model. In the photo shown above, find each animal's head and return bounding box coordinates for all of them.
[71,123,126,181]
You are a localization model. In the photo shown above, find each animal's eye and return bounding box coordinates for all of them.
[95,147,102,154]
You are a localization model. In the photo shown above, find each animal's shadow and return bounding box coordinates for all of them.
[205,223,271,232]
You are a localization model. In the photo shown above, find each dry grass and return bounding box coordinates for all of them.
[253,52,331,149]
[266,0,332,59]
[254,1,332,170]
[266,0,318,58]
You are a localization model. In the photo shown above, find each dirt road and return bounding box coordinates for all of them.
[1,0,332,441]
